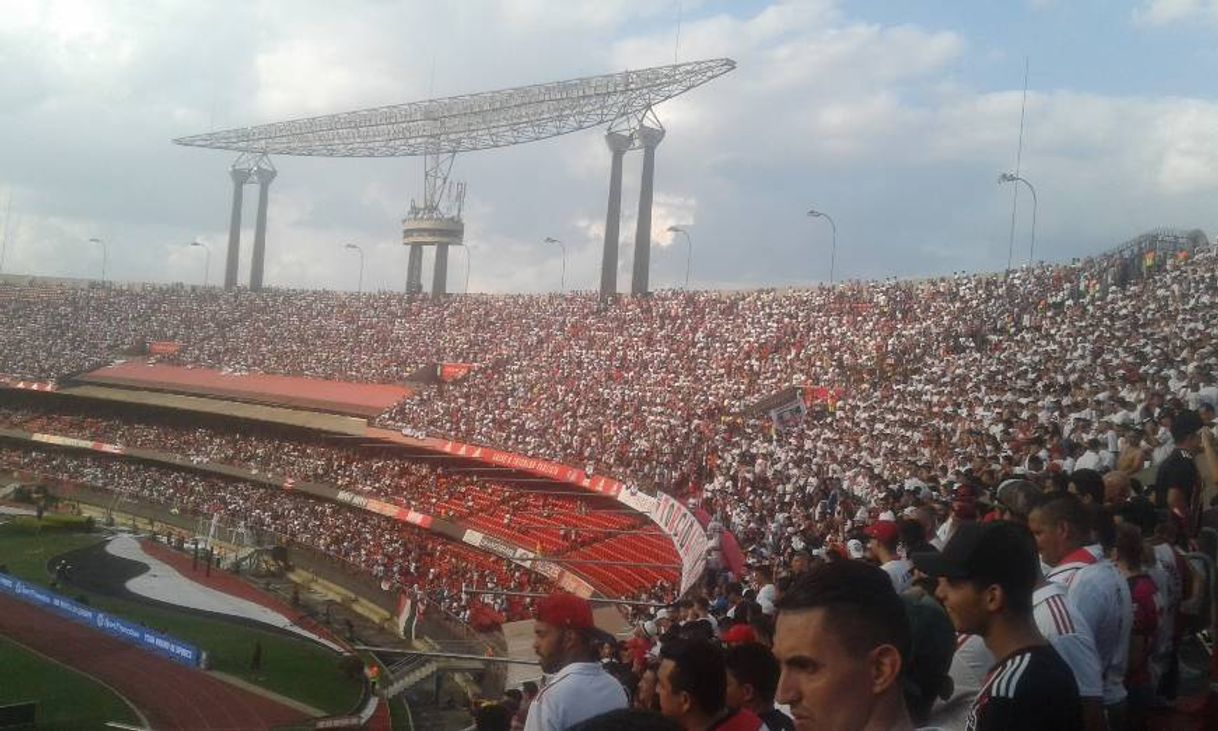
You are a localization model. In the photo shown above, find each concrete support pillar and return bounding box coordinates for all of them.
[599,132,632,300]
[432,243,449,297]
[248,168,276,291]
[406,244,424,295]
[224,169,251,290]
[631,126,665,296]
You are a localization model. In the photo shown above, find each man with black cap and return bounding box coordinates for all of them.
[527,593,629,731]
[912,522,1082,730]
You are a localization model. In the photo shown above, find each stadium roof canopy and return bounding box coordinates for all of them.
[173,59,736,157]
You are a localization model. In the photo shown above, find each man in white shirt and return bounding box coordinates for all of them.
[1073,439,1104,472]
[754,566,777,616]
[1029,494,1133,729]
[526,593,628,731]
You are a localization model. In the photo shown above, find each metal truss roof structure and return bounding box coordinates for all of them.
[173,58,735,157]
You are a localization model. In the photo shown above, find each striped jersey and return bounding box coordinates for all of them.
[966,644,1082,731]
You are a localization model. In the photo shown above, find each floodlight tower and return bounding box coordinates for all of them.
[402,151,465,296]
[174,59,735,297]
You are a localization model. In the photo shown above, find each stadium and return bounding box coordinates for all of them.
[2,225,1217,729]
[4,6,1218,731]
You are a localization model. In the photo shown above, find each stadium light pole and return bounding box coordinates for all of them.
[463,245,472,294]
[666,225,693,289]
[998,172,1038,266]
[343,243,364,293]
[806,208,836,285]
[544,236,566,292]
[87,237,107,282]
[190,240,211,287]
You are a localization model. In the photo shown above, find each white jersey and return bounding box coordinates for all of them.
[1047,551,1132,706]
[1032,582,1103,699]
[881,558,914,594]
[524,662,628,731]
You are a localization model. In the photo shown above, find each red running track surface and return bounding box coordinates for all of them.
[79,361,413,417]
[0,592,309,730]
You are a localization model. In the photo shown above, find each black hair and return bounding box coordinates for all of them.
[776,560,911,661]
[659,638,727,716]
[723,642,781,706]
[1031,492,1091,542]
[474,703,512,731]
[1069,468,1104,504]
[522,681,539,697]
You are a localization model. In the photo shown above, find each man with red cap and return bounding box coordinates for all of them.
[525,592,628,731]
[865,521,913,593]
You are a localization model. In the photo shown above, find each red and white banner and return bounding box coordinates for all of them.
[148,341,182,356]
[436,363,474,383]
[30,433,125,455]
[461,529,596,598]
[334,490,433,529]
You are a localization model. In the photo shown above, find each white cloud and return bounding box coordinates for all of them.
[1133,0,1218,25]
[0,1,1216,293]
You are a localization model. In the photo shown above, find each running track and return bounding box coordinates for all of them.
[0,592,308,730]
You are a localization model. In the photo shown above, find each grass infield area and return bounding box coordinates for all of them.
[0,634,141,729]
[0,520,363,717]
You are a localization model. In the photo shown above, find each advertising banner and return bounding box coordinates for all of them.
[31,433,125,455]
[0,574,203,667]
[654,493,709,594]
[460,529,595,598]
[436,363,474,383]
[148,341,182,356]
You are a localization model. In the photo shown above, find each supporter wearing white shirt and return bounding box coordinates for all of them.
[1032,582,1104,710]
[1073,440,1104,471]
[526,593,628,731]
[753,566,777,615]
[1030,496,1133,718]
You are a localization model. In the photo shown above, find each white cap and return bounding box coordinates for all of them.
[847,539,865,559]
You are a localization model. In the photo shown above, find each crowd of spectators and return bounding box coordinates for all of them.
[0,445,550,621]
[0,401,679,599]
[3,241,1218,728]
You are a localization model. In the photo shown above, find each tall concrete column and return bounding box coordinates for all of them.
[432,243,449,297]
[248,167,277,291]
[224,168,251,290]
[631,126,665,296]
[406,244,424,294]
[599,131,632,299]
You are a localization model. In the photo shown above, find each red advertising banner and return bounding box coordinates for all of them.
[437,363,473,383]
[148,341,182,356]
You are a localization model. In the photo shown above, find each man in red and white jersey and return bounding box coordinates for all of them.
[1029,493,1132,729]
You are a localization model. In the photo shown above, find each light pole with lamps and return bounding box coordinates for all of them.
[806,208,837,285]
[998,172,1038,266]
[190,241,211,286]
[463,245,472,294]
[87,237,108,282]
[343,243,364,293]
[544,237,566,292]
[666,225,693,289]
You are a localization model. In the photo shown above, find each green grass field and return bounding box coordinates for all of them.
[0,521,363,715]
[0,634,141,730]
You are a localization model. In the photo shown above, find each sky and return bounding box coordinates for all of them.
[2,0,1218,293]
